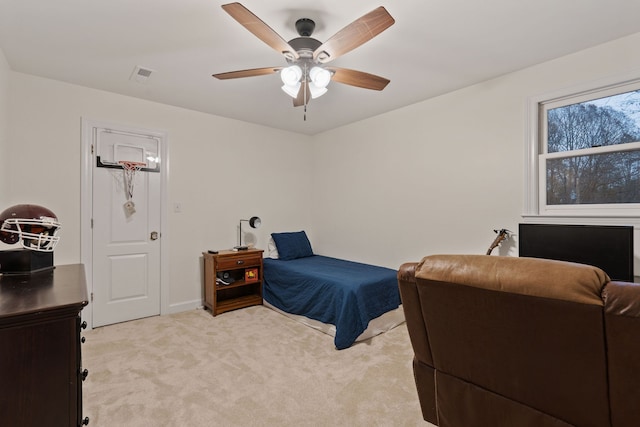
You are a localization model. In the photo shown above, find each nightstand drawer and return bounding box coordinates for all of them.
[216,255,262,270]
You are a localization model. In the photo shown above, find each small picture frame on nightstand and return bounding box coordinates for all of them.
[244,268,258,283]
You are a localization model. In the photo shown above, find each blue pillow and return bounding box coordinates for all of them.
[271,231,314,260]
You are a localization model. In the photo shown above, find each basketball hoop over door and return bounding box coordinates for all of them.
[95,128,161,217]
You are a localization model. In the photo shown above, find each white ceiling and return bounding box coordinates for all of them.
[1,0,639,135]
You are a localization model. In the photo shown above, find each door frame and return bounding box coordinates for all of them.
[80,118,170,330]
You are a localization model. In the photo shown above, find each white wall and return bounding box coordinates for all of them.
[0,47,9,205]
[311,32,640,270]
[5,72,313,309]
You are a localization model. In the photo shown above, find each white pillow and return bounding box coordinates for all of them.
[268,237,279,259]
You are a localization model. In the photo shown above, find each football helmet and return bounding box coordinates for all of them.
[0,204,61,252]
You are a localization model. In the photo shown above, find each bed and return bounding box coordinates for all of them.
[263,231,404,350]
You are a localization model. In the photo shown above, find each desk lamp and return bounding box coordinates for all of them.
[236,216,261,250]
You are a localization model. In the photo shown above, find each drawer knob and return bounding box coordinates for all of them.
[81,321,87,330]
[82,416,90,425]
[81,337,86,344]
[236,260,244,265]
[81,369,89,381]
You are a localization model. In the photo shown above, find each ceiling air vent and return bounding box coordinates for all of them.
[130,66,155,84]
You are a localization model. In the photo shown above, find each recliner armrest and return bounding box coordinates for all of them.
[397,262,433,367]
[398,262,437,424]
[603,281,640,317]
[603,280,640,426]
[398,262,417,284]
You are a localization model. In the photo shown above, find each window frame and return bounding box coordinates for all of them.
[525,70,640,223]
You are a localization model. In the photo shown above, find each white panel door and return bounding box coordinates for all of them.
[92,128,162,327]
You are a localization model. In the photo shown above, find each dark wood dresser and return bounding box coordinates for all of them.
[0,264,90,426]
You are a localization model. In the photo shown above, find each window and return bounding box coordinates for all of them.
[526,75,640,218]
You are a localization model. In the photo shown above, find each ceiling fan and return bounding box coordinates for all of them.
[212,3,395,110]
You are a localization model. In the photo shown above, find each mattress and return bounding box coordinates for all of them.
[264,300,405,343]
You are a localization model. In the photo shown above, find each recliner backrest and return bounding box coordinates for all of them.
[414,255,611,427]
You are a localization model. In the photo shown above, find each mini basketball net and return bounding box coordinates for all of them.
[118,160,146,216]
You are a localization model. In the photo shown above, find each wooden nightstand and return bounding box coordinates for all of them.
[202,248,264,316]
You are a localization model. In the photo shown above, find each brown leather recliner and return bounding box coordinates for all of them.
[398,254,640,427]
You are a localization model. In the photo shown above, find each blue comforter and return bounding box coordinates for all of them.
[263,255,400,350]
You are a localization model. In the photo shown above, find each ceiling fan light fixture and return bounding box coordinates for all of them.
[308,83,328,99]
[281,82,301,98]
[310,66,331,88]
[280,65,302,86]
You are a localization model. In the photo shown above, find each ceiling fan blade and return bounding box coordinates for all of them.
[221,3,299,60]
[212,67,282,80]
[326,67,390,91]
[313,6,395,63]
[293,82,310,107]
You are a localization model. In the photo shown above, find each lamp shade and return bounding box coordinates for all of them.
[248,216,261,228]
[310,66,331,88]
[308,83,328,99]
[280,65,302,86]
[281,82,301,98]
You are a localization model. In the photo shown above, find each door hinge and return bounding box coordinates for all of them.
[91,292,94,302]
[91,218,93,228]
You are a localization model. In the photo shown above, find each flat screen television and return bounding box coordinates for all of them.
[518,223,635,282]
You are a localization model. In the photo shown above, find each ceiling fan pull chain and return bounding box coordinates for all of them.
[304,69,308,121]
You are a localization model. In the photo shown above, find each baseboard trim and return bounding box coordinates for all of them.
[166,299,203,314]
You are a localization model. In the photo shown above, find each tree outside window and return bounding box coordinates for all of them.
[543,89,640,206]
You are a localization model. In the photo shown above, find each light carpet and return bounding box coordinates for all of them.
[82,306,433,426]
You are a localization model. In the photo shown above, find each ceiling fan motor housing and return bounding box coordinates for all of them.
[295,18,315,37]
[287,37,322,62]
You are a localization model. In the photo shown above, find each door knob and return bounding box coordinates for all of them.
[150,231,159,240]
